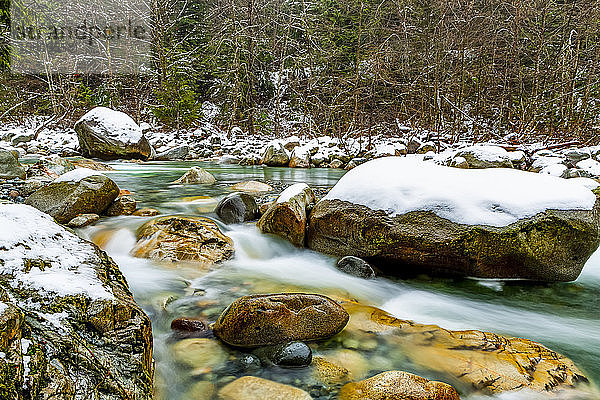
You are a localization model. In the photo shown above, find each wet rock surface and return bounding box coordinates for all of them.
[213,293,349,347]
[132,215,234,264]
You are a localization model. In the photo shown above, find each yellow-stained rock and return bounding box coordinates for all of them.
[218,376,312,400]
[312,356,352,386]
[320,349,369,380]
[339,370,460,400]
[132,215,234,265]
[341,301,590,394]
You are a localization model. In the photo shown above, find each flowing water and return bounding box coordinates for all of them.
[77,161,600,400]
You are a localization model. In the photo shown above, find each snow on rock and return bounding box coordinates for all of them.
[277,183,310,203]
[0,204,113,300]
[576,158,600,177]
[530,155,566,172]
[324,157,596,227]
[570,177,600,190]
[54,167,105,183]
[455,145,513,169]
[539,163,568,178]
[76,107,143,144]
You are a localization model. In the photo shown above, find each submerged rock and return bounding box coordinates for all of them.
[0,150,26,180]
[308,157,600,281]
[257,183,315,246]
[171,338,227,373]
[342,301,591,395]
[0,204,153,399]
[171,317,208,332]
[75,107,152,160]
[231,180,273,193]
[336,256,376,279]
[132,215,234,265]
[215,192,258,224]
[213,293,349,347]
[173,166,216,185]
[339,371,460,400]
[218,376,312,400]
[25,169,119,223]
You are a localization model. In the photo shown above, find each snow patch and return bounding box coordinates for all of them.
[0,204,114,300]
[54,168,105,183]
[277,183,309,203]
[324,157,596,227]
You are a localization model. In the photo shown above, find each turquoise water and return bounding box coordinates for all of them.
[79,161,600,399]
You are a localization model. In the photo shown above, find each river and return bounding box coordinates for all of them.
[77,161,600,400]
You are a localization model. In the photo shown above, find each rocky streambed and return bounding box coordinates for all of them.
[1,158,600,400]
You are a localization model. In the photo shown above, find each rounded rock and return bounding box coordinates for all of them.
[213,293,349,347]
[336,256,376,279]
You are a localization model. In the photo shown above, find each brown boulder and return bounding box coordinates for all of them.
[257,183,315,246]
[213,293,349,347]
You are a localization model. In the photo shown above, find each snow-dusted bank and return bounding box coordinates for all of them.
[307,157,600,282]
[0,204,152,399]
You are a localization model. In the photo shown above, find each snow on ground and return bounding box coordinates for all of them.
[0,204,113,300]
[76,107,143,144]
[277,183,309,203]
[54,167,105,182]
[324,157,597,227]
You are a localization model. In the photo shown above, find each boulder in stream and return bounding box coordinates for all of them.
[0,204,153,399]
[132,215,234,265]
[173,166,216,185]
[25,168,119,223]
[213,293,349,347]
[257,183,315,246]
[75,107,153,160]
[308,157,600,281]
[261,141,290,167]
[215,192,258,224]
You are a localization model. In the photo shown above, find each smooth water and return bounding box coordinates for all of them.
[79,161,600,399]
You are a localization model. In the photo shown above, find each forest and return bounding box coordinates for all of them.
[1,0,600,143]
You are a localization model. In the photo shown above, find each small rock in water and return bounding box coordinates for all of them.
[171,317,207,332]
[105,194,136,216]
[336,256,376,279]
[173,166,216,184]
[215,192,258,224]
[255,341,313,368]
[67,213,100,228]
[133,207,160,217]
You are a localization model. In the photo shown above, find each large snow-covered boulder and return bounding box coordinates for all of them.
[25,168,119,223]
[307,157,600,281]
[0,204,153,399]
[74,107,152,160]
